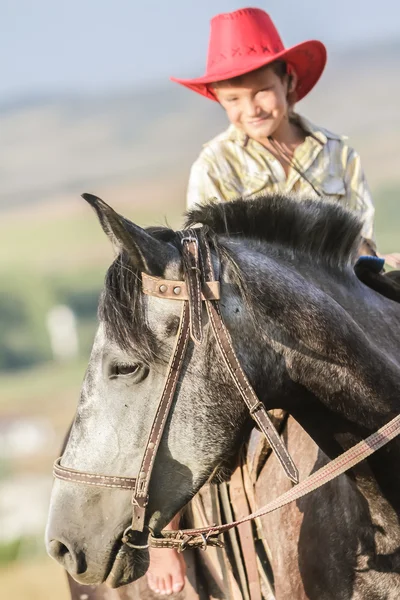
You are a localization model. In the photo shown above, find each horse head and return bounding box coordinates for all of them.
[46,194,400,587]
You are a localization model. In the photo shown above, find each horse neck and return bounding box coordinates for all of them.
[288,394,400,516]
[225,243,400,505]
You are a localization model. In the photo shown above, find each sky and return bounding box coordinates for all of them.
[2,0,400,98]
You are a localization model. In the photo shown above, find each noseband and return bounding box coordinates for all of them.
[53,228,298,543]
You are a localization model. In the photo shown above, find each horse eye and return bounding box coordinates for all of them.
[116,364,139,376]
[110,363,140,378]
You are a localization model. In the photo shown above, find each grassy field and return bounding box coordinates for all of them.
[374,186,400,252]
[0,556,70,600]
[0,359,86,410]
[0,359,91,598]
[0,359,85,448]
[2,175,186,275]
[0,176,186,373]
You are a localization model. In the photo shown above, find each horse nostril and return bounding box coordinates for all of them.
[48,539,72,563]
[48,539,85,574]
[57,541,70,558]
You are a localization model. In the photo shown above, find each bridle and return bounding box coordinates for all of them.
[54,229,297,543]
[53,227,400,552]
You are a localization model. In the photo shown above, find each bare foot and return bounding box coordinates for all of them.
[147,547,186,595]
[381,252,400,269]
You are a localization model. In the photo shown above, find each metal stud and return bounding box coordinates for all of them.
[173,286,182,295]
[148,442,155,450]
[159,284,167,293]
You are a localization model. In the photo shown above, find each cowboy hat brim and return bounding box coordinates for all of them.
[171,40,327,102]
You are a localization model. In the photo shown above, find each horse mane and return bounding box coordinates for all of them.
[186,195,363,267]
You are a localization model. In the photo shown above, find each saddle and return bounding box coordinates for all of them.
[354,255,400,304]
[187,435,277,600]
[186,417,286,600]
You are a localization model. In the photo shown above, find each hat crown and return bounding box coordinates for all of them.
[206,8,285,75]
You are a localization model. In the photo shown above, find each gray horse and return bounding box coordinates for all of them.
[46,194,400,598]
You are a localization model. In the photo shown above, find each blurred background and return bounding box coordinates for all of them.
[1,0,399,597]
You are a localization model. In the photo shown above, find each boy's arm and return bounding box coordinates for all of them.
[344,148,376,249]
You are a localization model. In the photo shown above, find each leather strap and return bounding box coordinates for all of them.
[206,299,299,484]
[142,273,220,302]
[131,302,190,532]
[130,234,216,532]
[149,530,224,551]
[149,413,400,549]
[196,230,299,484]
[179,230,204,344]
[53,457,137,490]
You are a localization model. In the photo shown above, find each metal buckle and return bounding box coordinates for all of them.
[122,526,149,550]
[199,533,208,551]
[181,234,201,275]
[175,531,220,553]
[131,494,148,507]
[180,235,198,247]
[249,401,264,415]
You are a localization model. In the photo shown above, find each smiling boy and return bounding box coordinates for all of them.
[174,8,375,244]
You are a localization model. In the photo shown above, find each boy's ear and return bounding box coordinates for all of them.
[288,70,298,94]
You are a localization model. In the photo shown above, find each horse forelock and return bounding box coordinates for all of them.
[99,227,183,362]
[99,253,154,361]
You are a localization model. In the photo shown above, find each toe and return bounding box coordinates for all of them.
[171,555,186,592]
[158,578,166,595]
[147,571,155,591]
[164,574,173,595]
[173,580,184,593]
[154,576,161,594]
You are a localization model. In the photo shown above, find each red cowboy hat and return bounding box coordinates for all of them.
[171,7,327,102]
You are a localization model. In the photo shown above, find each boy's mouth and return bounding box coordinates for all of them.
[248,115,269,126]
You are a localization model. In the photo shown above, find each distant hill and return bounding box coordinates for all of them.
[0,88,224,209]
[1,40,399,210]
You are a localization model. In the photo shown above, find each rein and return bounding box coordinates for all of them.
[53,228,400,552]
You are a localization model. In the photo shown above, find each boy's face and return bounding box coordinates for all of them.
[213,66,291,142]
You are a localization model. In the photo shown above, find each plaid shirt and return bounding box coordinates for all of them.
[187,114,375,240]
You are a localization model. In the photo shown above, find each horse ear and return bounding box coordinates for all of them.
[82,193,179,275]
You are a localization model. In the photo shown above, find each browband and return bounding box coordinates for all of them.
[142,272,220,301]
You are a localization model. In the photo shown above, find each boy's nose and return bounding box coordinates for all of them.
[244,100,263,119]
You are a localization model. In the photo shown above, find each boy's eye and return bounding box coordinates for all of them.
[226,97,238,103]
